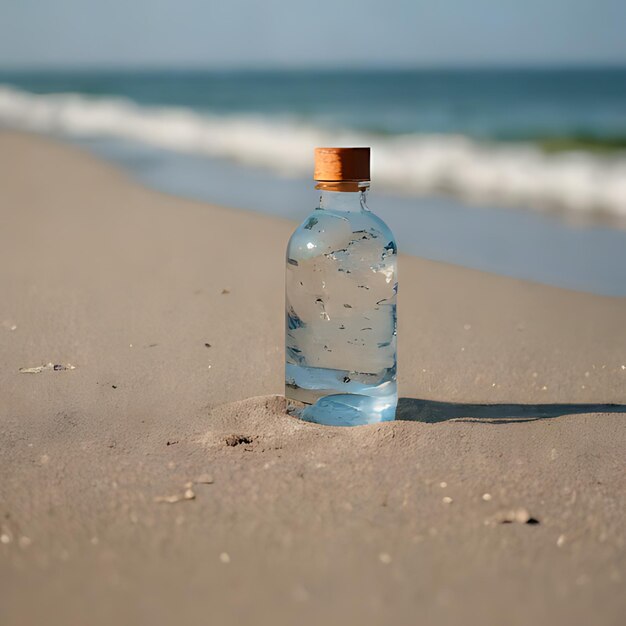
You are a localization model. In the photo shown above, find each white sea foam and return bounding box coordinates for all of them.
[1,84,625,218]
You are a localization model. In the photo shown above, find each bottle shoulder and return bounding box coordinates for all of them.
[287,208,397,259]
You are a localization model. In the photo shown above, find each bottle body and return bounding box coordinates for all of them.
[285,183,397,426]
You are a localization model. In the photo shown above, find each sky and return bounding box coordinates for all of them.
[0,0,625,69]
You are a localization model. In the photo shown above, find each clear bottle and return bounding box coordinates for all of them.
[285,147,397,426]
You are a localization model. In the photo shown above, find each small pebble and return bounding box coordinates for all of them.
[220,552,231,564]
[482,493,492,501]
[195,474,214,484]
[0,533,11,544]
[154,490,195,504]
[557,534,566,547]
[379,552,392,564]
[494,508,539,524]
[154,495,179,504]
[19,363,75,374]
[442,496,453,504]
[439,482,447,488]
[512,509,532,523]
[463,324,471,330]
[18,536,32,548]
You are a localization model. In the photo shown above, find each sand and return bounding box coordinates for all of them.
[0,130,624,626]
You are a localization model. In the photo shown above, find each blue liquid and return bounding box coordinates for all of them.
[285,200,397,426]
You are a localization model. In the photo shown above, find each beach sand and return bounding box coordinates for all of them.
[0,130,624,625]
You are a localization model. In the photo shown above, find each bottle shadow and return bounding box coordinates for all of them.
[396,397,626,424]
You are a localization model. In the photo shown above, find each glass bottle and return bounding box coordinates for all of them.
[285,147,398,426]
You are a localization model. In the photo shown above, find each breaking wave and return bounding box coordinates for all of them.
[1,84,625,218]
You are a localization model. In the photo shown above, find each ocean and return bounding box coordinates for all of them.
[1,68,625,295]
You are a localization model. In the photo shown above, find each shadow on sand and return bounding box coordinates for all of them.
[396,398,626,424]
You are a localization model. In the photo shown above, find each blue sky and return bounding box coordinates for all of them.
[1,0,625,68]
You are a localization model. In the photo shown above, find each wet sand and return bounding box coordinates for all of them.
[0,130,624,625]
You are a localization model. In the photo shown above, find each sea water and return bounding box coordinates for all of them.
[2,70,625,295]
[285,199,397,426]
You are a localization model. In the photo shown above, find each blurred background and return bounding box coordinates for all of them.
[1,0,625,294]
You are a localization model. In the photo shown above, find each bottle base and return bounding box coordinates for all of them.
[285,364,397,426]
[287,393,396,426]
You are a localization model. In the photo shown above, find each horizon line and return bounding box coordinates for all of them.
[1,60,626,73]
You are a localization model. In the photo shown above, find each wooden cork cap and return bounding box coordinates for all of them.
[314,147,370,182]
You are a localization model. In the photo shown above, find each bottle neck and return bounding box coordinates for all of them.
[316,181,370,212]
